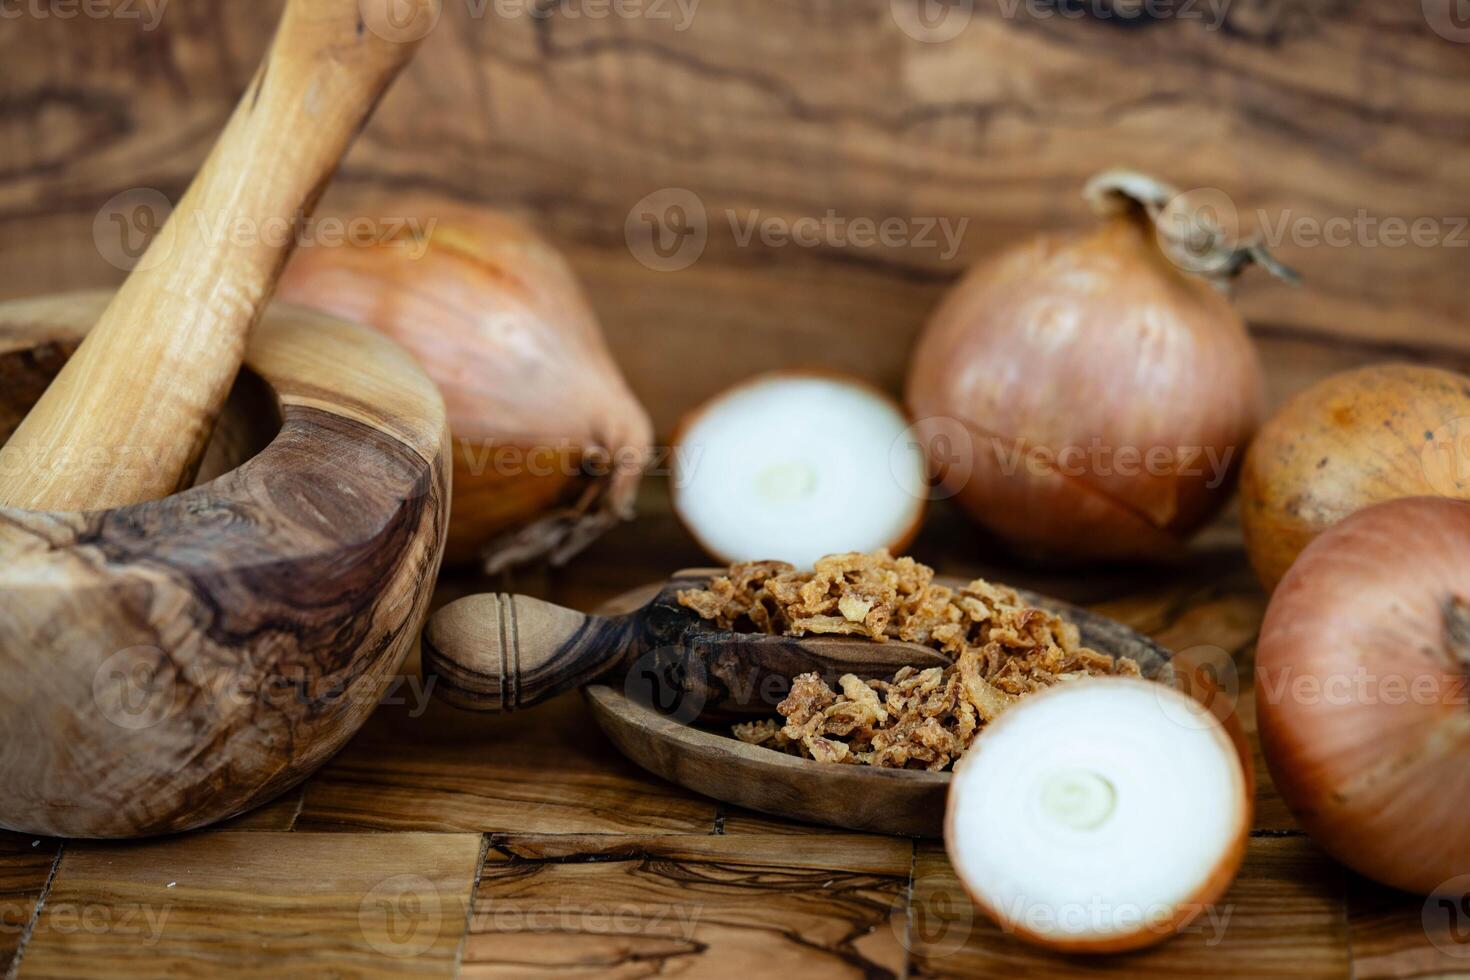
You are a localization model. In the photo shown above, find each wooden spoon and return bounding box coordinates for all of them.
[0,0,429,511]
[423,569,951,718]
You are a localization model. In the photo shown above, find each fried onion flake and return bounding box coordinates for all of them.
[680,550,1141,770]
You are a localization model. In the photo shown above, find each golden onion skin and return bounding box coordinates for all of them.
[1241,363,1470,592]
[908,215,1265,562]
[1257,497,1470,894]
[280,198,653,570]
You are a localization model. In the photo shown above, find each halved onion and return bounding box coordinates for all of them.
[670,371,927,568]
[946,678,1250,952]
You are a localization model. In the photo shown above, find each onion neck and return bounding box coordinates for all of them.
[1082,169,1298,290]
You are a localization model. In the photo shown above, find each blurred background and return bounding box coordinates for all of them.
[4,0,1467,435]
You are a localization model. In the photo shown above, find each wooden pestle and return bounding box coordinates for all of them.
[0,0,429,512]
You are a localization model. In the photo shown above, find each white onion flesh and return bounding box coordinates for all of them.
[946,679,1249,951]
[672,373,927,569]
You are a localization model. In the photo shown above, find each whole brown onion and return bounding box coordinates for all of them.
[1240,363,1470,592]
[906,171,1286,562]
[1256,496,1470,894]
[279,198,652,570]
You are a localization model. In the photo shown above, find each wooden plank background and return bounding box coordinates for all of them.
[2,0,1468,433]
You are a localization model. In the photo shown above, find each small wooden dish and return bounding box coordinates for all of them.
[582,580,1174,837]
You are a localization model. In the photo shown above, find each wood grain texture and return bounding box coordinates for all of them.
[466,833,912,977]
[1347,872,1470,978]
[0,831,60,976]
[17,832,484,979]
[295,690,719,836]
[2,2,1467,436]
[907,835,1349,978]
[0,292,450,839]
[585,683,950,838]
[0,0,425,511]
[213,789,304,833]
[424,592,638,713]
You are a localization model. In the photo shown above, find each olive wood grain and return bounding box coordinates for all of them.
[0,290,449,838]
[0,0,426,512]
[423,568,951,715]
[586,683,952,837]
[580,579,1177,837]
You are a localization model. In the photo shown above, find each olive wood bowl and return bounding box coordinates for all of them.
[583,580,1175,837]
[0,290,449,838]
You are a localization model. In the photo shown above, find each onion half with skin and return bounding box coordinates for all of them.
[946,678,1250,952]
[279,199,653,570]
[1256,496,1470,895]
[1241,364,1470,592]
[907,171,1288,563]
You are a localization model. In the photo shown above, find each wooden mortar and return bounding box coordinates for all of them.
[0,0,445,836]
[0,291,449,838]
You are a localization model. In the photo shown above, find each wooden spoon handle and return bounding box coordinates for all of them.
[0,0,427,512]
[423,594,635,712]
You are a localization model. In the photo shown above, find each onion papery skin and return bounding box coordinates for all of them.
[1241,364,1470,592]
[1256,496,1470,894]
[907,215,1265,563]
[279,199,653,569]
